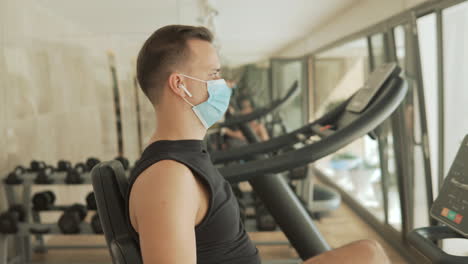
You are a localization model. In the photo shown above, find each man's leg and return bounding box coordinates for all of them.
[304,240,391,264]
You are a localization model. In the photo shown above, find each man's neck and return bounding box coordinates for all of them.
[149,106,206,144]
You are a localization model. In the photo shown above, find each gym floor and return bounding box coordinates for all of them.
[30,203,407,264]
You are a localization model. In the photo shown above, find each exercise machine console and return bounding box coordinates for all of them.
[408,134,468,263]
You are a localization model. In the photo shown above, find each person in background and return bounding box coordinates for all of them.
[223,97,270,142]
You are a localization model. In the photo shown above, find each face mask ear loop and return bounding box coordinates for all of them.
[182,96,195,107]
[179,73,207,83]
[180,84,193,97]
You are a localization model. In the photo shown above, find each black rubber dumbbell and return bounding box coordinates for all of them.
[114,156,129,170]
[0,205,26,234]
[86,157,100,172]
[13,166,26,176]
[4,165,27,184]
[65,164,86,184]
[56,160,72,172]
[32,191,56,211]
[86,192,97,210]
[91,213,103,234]
[58,204,87,234]
[255,204,277,231]
[34,166,54,184]
[4,171,23,185]
[30,160,46,172]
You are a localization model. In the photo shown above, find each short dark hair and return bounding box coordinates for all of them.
[137,25,213,105]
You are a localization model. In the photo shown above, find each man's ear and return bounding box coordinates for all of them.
[168,72,188,97]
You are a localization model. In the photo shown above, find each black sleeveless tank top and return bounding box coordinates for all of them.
[126,140,260,264]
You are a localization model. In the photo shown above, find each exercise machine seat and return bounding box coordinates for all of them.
[91,160,143,264]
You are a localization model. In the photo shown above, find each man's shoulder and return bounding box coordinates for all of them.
[133,159,196,189]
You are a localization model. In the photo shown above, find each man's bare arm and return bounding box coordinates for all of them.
[129,160,202,264]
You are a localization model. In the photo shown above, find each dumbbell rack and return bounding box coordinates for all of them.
[1,171,108,264]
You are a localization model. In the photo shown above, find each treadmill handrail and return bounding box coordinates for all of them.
[218,80,299,127]
[210,98,349,164]
[219,77,407,183]
[212,64,400,164]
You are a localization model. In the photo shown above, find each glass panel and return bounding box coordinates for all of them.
[411,13,439,229]
[370,34,386,68]
[238,65,271,107]
[417,13,439,196]
[271,59,307,130]
[314,39,370,116]
[394,26,406,70]
[315,39,385,222]
[386,129,402,231]
[442,2,468,256]
[372,32,403,229]
[442,2,468,175]
[412,84,430,228]
[386,25,408,232]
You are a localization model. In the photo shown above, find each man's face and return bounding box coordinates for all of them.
[181,39,221,105]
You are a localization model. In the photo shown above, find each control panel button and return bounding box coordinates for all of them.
[447,210,457,221]
[441,208,449,217]
[454,214,463,224]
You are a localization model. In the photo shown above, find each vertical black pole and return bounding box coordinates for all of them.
[109,53,124,156]
[239,123,330,260]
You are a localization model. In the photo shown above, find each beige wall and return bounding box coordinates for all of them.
[0,0,155,217]
[276,0,429,57]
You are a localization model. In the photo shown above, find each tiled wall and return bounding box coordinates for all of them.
[0,0,155,215]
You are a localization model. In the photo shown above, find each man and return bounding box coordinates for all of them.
[127,24,391,264]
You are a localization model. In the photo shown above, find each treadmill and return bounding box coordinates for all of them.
[217,62,408,260]
[212,80,341,218]
[408,134,468,263]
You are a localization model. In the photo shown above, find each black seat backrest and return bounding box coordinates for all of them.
[91,160,143,264]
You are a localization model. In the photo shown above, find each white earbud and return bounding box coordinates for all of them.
[179,84,193,97]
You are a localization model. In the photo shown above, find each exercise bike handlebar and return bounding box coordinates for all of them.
[408,226,468,264]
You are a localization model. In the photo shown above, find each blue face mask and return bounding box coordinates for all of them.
[179,73,232,129]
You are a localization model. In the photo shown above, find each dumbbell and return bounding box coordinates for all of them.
[30,160,46,172]
[57,160,72,172]
[91,213,103,234]
[13,166,26,176]
[34,166,54,184]
[86,192,97,210]
[114,156,129,170]
[86,157,100,172]
[4,166,26,185]
[65,163,86,184]
[58,204,87,234]
[32,191,56,211]
[0,205,26,234]
[255,204,277,231]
